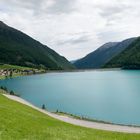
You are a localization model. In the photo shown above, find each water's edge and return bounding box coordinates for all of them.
[1,69,140,126]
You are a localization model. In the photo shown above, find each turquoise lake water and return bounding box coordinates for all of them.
[0,70,140,125]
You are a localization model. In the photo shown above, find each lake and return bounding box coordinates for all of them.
[0,70,140,126]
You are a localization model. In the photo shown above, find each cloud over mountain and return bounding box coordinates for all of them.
[0,0,140,60]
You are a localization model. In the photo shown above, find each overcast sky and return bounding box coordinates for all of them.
[0,0,140,60]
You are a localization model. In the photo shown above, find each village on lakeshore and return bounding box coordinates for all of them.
[0,64,46,79]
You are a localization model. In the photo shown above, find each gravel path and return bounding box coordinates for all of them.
[3,94,140,133]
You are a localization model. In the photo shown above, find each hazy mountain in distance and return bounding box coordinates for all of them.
[70,59,80,64]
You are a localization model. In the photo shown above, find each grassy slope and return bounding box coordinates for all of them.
[0,22,74,70]
[0,93,140,140]
[74,38,135,69]
[104,37,140,69]
[0,64,32,70]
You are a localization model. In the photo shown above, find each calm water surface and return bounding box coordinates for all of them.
[0,70,140,125]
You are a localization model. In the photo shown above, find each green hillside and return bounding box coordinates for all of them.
[0,92,140,140]
[74,38,135,69]
[104,37,140,69]
[0,21,74,70]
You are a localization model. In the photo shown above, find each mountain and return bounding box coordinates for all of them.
[74,38,136,69]
[0,21,74,70]
[104,37,140,69]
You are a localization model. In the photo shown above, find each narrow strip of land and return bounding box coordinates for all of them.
[3,94,140,133]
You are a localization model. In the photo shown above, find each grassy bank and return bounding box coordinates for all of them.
[0,92,140,140]
[0,64,32,70]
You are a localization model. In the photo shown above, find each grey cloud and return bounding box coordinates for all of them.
[97,30,126,43]
[56,34,91,46]
[1,0,41,9]
[100,6,123,18]
[1,0,77,16]
[1,0,140,60]
[98,4,131,25]
[46,0,76,15]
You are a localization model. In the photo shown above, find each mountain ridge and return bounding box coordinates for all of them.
[0,21,74,70]
[104,37,140,69]
[74,38,136,69]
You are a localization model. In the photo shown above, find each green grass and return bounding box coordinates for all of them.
[0,93,140,140]
[0,75,5,80]
[0,64,32,70]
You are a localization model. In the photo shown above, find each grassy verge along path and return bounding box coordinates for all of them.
[3,94,140,133]
[0,92,140,140]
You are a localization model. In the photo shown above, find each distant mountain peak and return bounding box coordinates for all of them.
[0,21,4,24]
[99,42,119,50]
[0,21,7,27]
[74,38,136,69]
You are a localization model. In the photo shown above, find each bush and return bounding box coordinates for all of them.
[42,104,46,110]
[10,90,15,95]
[0,86,8,92]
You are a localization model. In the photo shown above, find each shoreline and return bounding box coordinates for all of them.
[1,66,140,80]
[0,68,121,80]
[47,68,122,73]
[1,67,139,80]
[53,111,140,128]
[3,94,140,133]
